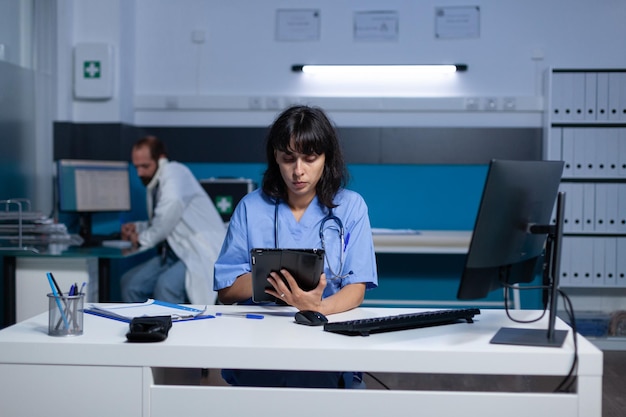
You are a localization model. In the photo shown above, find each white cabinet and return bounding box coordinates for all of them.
[545,68,626,349]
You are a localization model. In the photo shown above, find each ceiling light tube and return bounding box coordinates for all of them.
[292,64,467,76]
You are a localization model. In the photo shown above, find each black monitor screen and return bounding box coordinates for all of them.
[457,159,564,301]
[57,159,131,213]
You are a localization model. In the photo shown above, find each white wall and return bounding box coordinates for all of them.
[57,0,626,127]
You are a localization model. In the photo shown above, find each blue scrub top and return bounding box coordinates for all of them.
[214,188,378,299]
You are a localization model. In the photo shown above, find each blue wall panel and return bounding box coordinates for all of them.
[77,161,541,309]
[186,162,489,231]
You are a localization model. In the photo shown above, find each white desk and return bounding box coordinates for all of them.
[372,230,471,254]
[0,306,602,417]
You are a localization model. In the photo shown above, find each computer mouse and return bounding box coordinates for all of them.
[294,310,328,326]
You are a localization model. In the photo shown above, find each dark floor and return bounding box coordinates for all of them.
[159,350,625,417]
[600,351,626,417]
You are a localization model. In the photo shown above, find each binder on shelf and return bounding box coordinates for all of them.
[559,237,572,286]
[617,127,626,178]
[596,72,609,121]
[84,299,213,323]
[582,128,598,178]
[620,73,626,122]
[571,72,586,121]
[605,183,619,232]
[592,237,605,287]
[582,183,595,233]
[594,183,608,233]
[550,71,565,122]
[618,184,626,233]
[568,237,586,286]
[607,72,622,121]
[593,127,617,178]
[572,129,587,178]
[559,183,572,232]
[567,183,584,233]
[578,238,594,286]
[584,72,597,121]
[604,238,617,287]
[617,238,626,286]
[561,128,575,178]
[603,128,620,178]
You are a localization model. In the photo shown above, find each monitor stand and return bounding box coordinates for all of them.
[78,213,103,247]
[491,327,568,347]
[490,191,568,348]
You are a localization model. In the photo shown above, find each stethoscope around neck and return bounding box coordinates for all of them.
[274,199,351,280]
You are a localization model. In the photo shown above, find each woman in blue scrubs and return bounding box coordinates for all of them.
[214,105,378,388]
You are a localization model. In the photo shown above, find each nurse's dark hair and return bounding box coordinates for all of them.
[262,105,349,208]
[133,135,167,161]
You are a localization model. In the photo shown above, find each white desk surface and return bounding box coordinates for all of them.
[0,305,604,417]
[0,305,600,375]
[373,230,471,254]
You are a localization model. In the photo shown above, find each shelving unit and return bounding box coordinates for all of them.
[544,68,626,349]
[0,199,81,252]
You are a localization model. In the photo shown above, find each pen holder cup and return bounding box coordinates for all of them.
[47,293,85,336]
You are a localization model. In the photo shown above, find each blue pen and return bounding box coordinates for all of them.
[343,232,351,252]
[47,272,70,329]
[79,282,87,295]
[48,272,63,296]
[216,312,264,320]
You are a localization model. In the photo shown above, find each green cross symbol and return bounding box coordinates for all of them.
[83,61,101,79]
[215,196,233,215]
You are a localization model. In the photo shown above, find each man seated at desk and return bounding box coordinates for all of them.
[120,136,226,305]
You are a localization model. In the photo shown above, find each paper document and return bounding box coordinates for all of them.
[85,299,212,323]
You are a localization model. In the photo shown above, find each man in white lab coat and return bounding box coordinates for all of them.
[120,136,226,304]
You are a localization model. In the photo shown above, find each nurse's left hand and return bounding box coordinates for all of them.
[266,269,326,311]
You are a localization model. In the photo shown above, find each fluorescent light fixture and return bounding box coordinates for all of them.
[292,64,467,76]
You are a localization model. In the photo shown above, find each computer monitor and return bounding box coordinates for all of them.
[57,159,131,245]
[457,159,567,347]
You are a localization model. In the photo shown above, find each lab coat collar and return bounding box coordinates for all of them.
[146,157,168,191]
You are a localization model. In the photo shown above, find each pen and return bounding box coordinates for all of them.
[47,272,70,330]
[48,272,63,296]
[343,232,351,252]
[79,282,87,295]
[216,312,264,320]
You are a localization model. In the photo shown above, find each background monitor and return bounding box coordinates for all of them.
[57,159,131,244]
[457,159,567,347]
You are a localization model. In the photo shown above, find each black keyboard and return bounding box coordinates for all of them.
[323,308,480,336]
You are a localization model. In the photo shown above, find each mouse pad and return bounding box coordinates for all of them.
[250,248,324,303]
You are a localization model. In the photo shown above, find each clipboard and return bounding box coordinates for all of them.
[250,248,324,303]
[84,299,214,323]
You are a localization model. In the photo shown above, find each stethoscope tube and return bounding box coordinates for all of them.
[274,200,350,279]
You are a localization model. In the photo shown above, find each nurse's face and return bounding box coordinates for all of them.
[275,144,325,202]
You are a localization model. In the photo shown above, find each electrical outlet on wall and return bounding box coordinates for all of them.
[265,97,281,110]
[248,97,263,110]
[465,98,480,110]
[483,98,498,111]
[503,97,516,111]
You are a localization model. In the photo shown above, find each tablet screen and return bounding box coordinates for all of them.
[250,248,324,303]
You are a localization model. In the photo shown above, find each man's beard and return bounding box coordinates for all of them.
[140,176,151,186]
